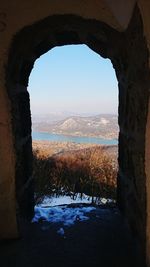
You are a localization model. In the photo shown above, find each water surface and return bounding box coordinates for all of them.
[32,131,118,145]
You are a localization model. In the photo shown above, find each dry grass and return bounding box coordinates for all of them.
[33,145,118,203]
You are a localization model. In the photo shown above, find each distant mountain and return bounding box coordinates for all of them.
[32,114,119,139]
[31,111,78,124]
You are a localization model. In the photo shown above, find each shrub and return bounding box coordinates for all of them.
[33,146,118,203]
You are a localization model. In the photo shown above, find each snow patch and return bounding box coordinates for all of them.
[32,206,96,226]
[32,194,115,227]
[39,194,115,207]
[40,194,94,207]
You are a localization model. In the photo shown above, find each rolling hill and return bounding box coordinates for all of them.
[32,114,119,139]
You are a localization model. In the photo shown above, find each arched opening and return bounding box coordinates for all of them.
[7,14,122,219]
[4,8,150,266]
[28,44,118,208]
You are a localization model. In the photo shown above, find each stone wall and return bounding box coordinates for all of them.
[138,1,150,266]
[116,8,150,261]
[0,0,137,240]
[6,6,150,262]
[0,1,150,266]
[6,14,122,221]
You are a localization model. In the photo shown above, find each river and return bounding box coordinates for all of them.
[32,131,118,145]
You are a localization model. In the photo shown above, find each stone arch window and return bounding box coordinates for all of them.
[29,43,119,205]
[5,8,150,263]
[7,14,122,219]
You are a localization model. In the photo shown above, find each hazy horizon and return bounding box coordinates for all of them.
[28,44,118,116]
[32,111,117,117]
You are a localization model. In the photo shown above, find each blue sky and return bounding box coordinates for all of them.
[28,44,118,115]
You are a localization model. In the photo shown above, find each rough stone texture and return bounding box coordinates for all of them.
[0,60,18,238]
[0,0,137,242]
[138,2,150,266]
[145,100,150,267]
[0,1,150,266]
[6,85,34,220]
[5,6,150,264]
[6,14,122,224]
[115,8,150,262]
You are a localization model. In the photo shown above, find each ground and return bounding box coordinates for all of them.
[0,204,144,267]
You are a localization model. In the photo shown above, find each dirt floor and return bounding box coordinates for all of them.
[0,205,145,267]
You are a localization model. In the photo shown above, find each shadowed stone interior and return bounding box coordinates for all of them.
[6,7,150,262]
[0,1,150,266]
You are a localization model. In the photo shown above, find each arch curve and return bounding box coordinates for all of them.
[7,14,122,87]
